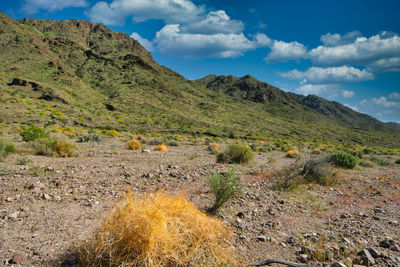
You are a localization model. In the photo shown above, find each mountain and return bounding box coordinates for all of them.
[196,75,399,134]
[0,11,399,148]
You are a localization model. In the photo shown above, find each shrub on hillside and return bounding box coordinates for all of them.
[301,159,337,186]
[207,169,242,214]
[31,138,75,157]
[273,158,337,190]
[328,151,358,168]
[149,138,163,145]
[285,149,300,158]
[208,142,220,154]
[369,156,390,166]
[126,139,141,150]
[20,126,48,142]
[216,143,254,164]
[395,159,400,164]
[75,192,240,266]
[77,132,101,142]
[359,159,374,167]
[0,139,16,161]
[154,144,167,151]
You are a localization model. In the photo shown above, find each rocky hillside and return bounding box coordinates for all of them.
[0,11,399,147]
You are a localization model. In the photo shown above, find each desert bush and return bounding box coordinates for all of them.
[154,144,167,151]
[363,148,374,154]
[369,156,390,166]
[31,138,75,157]
[395,159,400,164]
[285,149,300,158]
[207,169,242,214]
[0,139,16,161]
[216,143,254,165]
[126,139,141,150]
[16,156,31,165]
[328,151,358,168]
[75,192,239,266]
[165,139,180,147]
[359,159,374,167]
[301,159,337,186]
[346,149,363,159]
[77,132,101,142]
[20,126,48,142]
[149,138,163,145]
[273,158,337,190]
[208,142,220,154]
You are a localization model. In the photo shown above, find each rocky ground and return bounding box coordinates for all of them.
[0,137,399,266]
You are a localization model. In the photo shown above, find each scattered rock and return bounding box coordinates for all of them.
[298,254,308,263]
[358,249,376,265]
[330,262,346,267]
[256,235,267,242]
[9,253,23,264]
[366,247,381,258]
[142,149,151,154]
[42,194,51,200]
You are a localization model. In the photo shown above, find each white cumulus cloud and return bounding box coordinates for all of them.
[264,40,307,62]
[359,93,400,122]
[366,57,400,73]
[86,0,204,25]
[309,31,400,66]
[320,31,362,47]
[130,32,154,52]
[181,10,243,34]
[295,83,354,99]
[280,66,374,84]
[22,0,88,14]
[153,24,269,58]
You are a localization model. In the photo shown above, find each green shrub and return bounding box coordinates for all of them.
[359,160,374,167]
[301,159,337,186]
[273,158,337,191]
[346,150,363,159]
[369,156,390,166]
[363,148,374,154]
[78,132,101,142]
[16,156,31,165]
[207,169,242,214]
[20,126,48,142]
[395,159,400,164]
[216,144,254,165]
[149,138,163,145]
[328,151,358,168]
[0,139,16,161]
[31,138,75,157]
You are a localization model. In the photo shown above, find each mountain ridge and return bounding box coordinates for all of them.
[0,11,399,148]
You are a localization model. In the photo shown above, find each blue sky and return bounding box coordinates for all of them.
[2,0,400,122]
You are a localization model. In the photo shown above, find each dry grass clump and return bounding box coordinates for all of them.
[208,142,220,154]
[31,138,75,157]
[76,192,240,266]
[127,139,142,150]
[285,149,300,158]
[154,144,167,151]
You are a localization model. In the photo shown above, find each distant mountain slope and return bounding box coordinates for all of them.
[196,74,399,134]
[0,11,399,148]
[289,93,396,133]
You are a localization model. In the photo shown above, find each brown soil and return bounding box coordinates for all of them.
[1,138,399,266]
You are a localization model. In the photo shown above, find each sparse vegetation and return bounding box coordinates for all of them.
[369,156,390,166]
[328,151,358,169]
[217,143,254,164]
[77,132,101,142]
[286,149,300,158]
[20,126,48,142]
[208,142,220,154]
[75,192,239,266]
[273,157,337,190]
[0,139,16,161]
[126,139,141,150]
[154,144,167,151]
[31,138,75,157]
[16,156,31,165]
[207,169,242,214]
